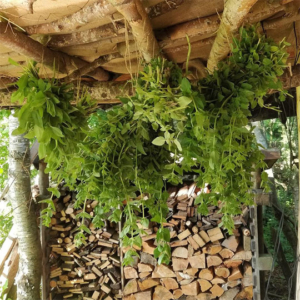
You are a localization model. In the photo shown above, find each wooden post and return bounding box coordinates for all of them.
[296,86,300,299]
[39,161,50,300]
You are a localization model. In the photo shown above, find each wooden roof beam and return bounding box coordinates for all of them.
[207,0,259,72]
[1,65,299,108]
[108,0,159,62]
[26,0,118,35]
[0,22,109,81]
[165,0,287,46]
[0,0,36,13]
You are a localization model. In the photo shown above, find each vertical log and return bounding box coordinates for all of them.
[8,113,42,300]
[39,161,50,300]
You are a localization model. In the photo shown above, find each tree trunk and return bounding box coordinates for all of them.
[7,113,41,300]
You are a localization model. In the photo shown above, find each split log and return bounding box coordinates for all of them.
[206,255,222,268]
[214,265,230,278]
[198,279,212,292]
[161,278,179,290]
[124,279,138,295]
[181,281,199,295]
[153,285,173,300]
[138,278,160,290]
[198,268,214,281]
[210,284,224,297]
[152,264,176,278]
[172,247,189,258]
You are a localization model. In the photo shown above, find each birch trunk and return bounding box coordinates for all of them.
[8,113,41,300]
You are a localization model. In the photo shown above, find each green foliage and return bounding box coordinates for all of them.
[0,280,12,300]
[11,27,289,265]
[0,210,13,247]
[261,117,298,263]
[0,110,10,191]
[11,61,95,171]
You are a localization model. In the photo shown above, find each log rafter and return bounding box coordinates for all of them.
[108,0,159,62]
[207,0,259,72]
[0,22,109,81]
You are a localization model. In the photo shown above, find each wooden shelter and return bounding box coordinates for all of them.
[0,0,300,300]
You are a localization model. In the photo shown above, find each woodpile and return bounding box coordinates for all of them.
[122,183,253,300]
[47,188,122,300]
[46,183,254,299]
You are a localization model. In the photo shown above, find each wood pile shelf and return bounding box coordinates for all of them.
[121,184,254,300]
[45,182,256,299]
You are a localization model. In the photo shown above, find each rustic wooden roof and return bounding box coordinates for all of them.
[0,0,299,102]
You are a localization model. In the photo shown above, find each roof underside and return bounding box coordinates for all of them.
[0,0,299,85]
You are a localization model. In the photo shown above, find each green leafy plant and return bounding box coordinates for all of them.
[0,110,10,191]
[0,280,12,300]
[10,27,289,265]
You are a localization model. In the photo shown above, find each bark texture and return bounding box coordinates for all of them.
[166,0,286,43]
[207,0,258,72]
[0,23,109,81]
[0,0,36,13]
[108,0,159,62]
[8,114,42,300]
[26,0,117,35]
[48,23,126,48]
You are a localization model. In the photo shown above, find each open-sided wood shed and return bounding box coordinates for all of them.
[0,0,300,300]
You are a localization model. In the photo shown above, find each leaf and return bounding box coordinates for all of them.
[8,58,20,66]
[38,142,47,159]
[174,139,182,152]
[152,136,165,146]
[136,140,146,155]
[47,188,61,198]
[181,78,191,94]
[178,96,192,107]
[51,126,64,138]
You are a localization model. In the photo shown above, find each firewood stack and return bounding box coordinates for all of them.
[47,188,122,300]
[122,183,253,300]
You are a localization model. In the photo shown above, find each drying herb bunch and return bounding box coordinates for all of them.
[11,27,289,265]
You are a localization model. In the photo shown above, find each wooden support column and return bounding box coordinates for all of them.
[38,161,50,300]
[296,85,300,299]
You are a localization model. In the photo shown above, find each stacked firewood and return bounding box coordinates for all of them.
[122,183,253,300]
[48,188,122,300]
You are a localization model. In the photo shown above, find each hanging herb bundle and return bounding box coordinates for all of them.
[11,27,289,265]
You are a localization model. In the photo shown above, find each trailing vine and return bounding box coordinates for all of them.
[11,27,289,265]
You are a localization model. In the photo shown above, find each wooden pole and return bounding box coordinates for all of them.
[39,161,50,300]
[296,85,300,299]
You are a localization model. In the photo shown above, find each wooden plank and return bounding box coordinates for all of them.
[296,85,300,300]
[0,242,19,294]
[0,226,17,273]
